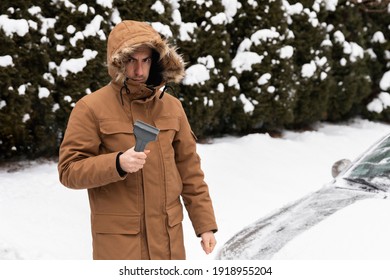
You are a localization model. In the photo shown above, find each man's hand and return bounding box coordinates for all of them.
[119,147,150,173]
[200,231,216,255]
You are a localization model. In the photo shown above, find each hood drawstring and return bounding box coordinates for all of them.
[159,84,175,99]
[120,78,130,105]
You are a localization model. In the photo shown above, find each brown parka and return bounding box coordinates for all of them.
[58,20,218,260]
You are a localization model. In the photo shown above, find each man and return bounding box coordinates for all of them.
[58,20,218,260]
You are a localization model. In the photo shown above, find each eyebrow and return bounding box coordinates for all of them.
[128,55,152,61]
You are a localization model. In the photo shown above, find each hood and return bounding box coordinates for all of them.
[107,20,185,86]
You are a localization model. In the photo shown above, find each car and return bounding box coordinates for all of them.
[217,133,390,259]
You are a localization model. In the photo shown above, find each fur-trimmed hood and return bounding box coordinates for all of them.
[107,20,185,86]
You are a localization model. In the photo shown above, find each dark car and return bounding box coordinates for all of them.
[217,133,390,259]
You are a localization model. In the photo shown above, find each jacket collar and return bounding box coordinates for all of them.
[110,80,165,105]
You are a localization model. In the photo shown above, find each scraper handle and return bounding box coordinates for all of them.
[134,139,149,152]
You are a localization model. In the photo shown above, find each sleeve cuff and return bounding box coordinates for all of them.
[116,152,127,177]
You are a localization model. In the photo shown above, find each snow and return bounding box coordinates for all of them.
[0,15,29,37]
[332,31,365,62]
[258,73,272,85]
[0,55,14,67]
[151,1,165,14]
[66,25,76,34]
[237,38,252,52]
[251,29,280,46]
[56,44,66,52]
[217,83,224,93]
[312,0,338,12]
[301,61,317,78]
[325,0,338,11]
[0,163,91,259]
[247,0,258,8]
[171,9,182,25]
[83,15,105,37]
[232,52,264,74]
[78,4,88,14]
[96,0,113,9]
[333,30,345,43]
[110,8,121,25]
[283,0,304,15]
[167,1,194,40]
[210,13,228,25]
[367,92,390,113]
[239,93,254,113]
[279,45,294,59]
[380,70,390,91]
[386,50,390,60]
[182,64,210,86]
[150,22,173,38]
[196,0,212,7]
[221,0,240,23]
[22,114,30,122]
[38,87,50,99]
[368,71,390,113]
[27,6,41,16]
[43,72,55,84]
[52,103,60,112]
[168,0,180,10]
[52,0,76,10]
[267,86,276,93]
[344,42,364,62]
[232,28,283,74]
[372,31,386,44]
[178,22,197,41]
[38,17,56,36]
[1,119,390,260]
[197,55,215,69]
[49,49,98,78]
[228,76,240,90]
[300,56,327,78]
[69,15,105,46]
[64,95,72,102]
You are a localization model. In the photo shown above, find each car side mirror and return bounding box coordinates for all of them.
[331,159,352,178]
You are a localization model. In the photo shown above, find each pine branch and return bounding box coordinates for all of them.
[349,0,390,13]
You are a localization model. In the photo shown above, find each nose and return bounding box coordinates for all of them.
[134,62,143,76]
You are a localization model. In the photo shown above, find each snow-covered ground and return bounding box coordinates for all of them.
[1,118,390,260]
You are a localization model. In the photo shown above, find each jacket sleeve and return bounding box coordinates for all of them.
[173,102,218,236]
[58,99,126,189]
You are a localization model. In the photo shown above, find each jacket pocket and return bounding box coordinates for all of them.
[100,120,134,134]
[167,203,184,227]
[154,117,180,159]
[154,117,180,132]
[99,120,134,152]
[166,203,185,259]
[92,213,140,234]
[92,214,141,260]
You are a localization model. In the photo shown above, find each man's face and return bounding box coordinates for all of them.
[125,46,153,84]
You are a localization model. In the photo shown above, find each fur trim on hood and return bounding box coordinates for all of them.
[107,20,185,86]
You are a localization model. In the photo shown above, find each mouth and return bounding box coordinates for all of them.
[131,79,145,83]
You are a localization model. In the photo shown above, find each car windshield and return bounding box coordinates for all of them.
[343,135,390,191]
